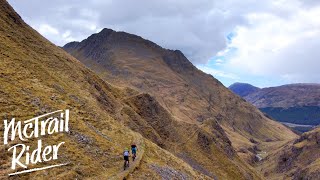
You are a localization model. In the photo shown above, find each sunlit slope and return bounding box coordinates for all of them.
[64,27,297,167]
[0,1,210,179]
[258,127,320,179]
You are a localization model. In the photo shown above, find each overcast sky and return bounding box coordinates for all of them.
[8,0,320,87]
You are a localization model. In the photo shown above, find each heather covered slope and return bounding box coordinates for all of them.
[63,28,297,151]
[0,1,211,179]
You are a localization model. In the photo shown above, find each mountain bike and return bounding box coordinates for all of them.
[132,153,136,161]
[124,159,129,170]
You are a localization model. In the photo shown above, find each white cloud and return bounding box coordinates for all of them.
[5,0,253,62]
[62,30,77,42]
[198,66,239,80]
[7,0,320,85]
[221,4,320,83]
[38,24,59,35]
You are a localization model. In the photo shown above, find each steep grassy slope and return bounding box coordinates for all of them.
[121,93,260,179]
[63,29,297,141]
[257,127,320,179]
[0,1,210,179]
[63,28,297,177]
[230,84,320,178]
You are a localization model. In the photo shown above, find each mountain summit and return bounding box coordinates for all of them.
[63,28,297,178]
[3,0,320,178]
[0,1,212,179]
[229,82,260,97]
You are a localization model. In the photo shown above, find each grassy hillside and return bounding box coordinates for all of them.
[0,0,303,179]
[257,127,320,179]
[63,25,298,178]
[0,1,212,179]
[63,28,297,143]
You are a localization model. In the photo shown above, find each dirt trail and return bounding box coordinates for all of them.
[109,133,145,180]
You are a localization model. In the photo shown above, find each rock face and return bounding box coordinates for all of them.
[63,28,297,178]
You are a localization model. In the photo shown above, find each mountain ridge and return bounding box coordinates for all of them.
[230,82,320,108]
[0,0,306,178]
[63,27,297,179]
[0,1,213,179]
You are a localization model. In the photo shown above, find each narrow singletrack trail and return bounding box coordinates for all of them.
[110,133,145,180]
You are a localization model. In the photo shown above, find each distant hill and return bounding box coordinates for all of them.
[229,83,320,126]
[229,83,260,97]
[244,83,320,108]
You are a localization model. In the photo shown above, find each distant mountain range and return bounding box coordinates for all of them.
[229,83,320,128]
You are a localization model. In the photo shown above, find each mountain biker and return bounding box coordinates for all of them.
[131,144,137,161]
[123,147,130,170]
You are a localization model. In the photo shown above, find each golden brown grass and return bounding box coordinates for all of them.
[0,1,210,179]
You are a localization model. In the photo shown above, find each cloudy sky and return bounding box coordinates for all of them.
[8,0,320,87]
